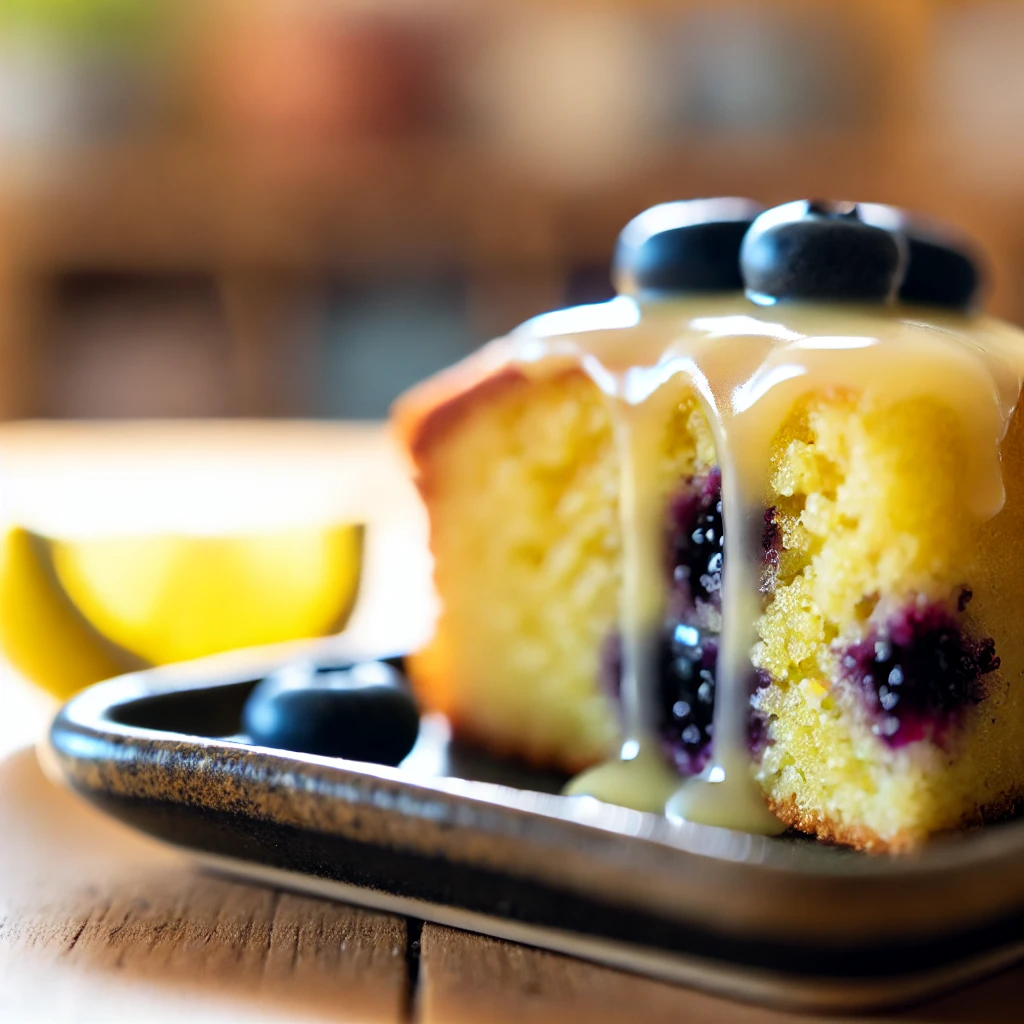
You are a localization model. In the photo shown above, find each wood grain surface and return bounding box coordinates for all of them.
[5,742,1024,1024]
[416,921,1024,1024]
[0,747,409,1023]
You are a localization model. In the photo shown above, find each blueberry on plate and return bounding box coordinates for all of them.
[858,203,984,310]
[613,197,764,297]
[740,199,906,304]
[242,659,420,765]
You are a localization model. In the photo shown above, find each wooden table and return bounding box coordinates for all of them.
[0,421,1020,1022]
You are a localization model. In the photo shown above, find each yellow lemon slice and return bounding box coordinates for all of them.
[0,528,141,699]
[0,523,363,697]
[49,524,364,666]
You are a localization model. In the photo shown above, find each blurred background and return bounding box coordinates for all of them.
[0,0,1022,422]
[9,8,1024,1011]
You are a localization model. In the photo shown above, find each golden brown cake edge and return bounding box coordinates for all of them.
[393,353,610,772]
[768,792,1024,854]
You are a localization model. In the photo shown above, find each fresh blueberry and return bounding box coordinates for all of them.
[838,603,998,748]
[613,198,764,297]
[859,203,984,310]
[740,199,906,303]
[242,659,420,765]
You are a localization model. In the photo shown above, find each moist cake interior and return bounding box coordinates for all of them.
[396,200,1024,851]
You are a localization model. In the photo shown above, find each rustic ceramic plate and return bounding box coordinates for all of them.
[43,641,1024,1013]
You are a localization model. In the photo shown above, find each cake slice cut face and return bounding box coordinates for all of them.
[393,200,1024,851]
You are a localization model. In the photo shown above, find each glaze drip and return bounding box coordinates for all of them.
[519,295,1024,832]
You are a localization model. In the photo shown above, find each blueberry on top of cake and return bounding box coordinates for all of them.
[393,198,1024,852]
[613,197,764,297]
[859,202,984,310]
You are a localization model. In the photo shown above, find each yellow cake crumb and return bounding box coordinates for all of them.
[400,360,1024,850]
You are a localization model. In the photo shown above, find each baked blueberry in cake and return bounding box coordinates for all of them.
[393,197,1024,851]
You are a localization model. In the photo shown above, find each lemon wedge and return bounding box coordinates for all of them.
[0,523,364,696]
[0,528,141,698]
[50,525,364,666]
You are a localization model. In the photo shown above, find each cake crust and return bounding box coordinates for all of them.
[768,792,1024,854]
[392,346,524,469]
[398,361,625,771]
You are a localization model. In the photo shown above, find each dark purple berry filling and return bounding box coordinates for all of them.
[602,469,775,777]
[657,625,718,775]
[666,468,724,616]
[657,469,725,773]
[657,470,769,773]
[655,632,773,774]
[838,603,998,748]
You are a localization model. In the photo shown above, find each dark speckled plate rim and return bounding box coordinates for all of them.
[41,641,1024,1012]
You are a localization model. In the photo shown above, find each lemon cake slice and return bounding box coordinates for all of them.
[393,199,1024,851]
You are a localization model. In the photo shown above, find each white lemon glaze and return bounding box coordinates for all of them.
[481,294,1024,832]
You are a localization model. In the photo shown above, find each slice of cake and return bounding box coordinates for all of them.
[393,198,1024,851]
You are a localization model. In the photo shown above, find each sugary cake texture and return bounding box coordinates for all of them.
[755,394,1024,850]
[406,368,715,770]
[407,370,619,769]
[399,357,1024,851]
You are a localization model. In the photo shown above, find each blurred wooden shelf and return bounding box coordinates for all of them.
[1,0,1023,419]
[0,133,1016,274]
